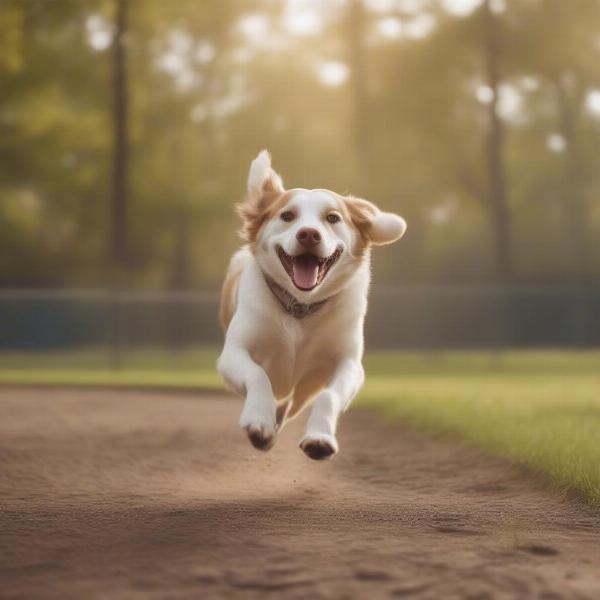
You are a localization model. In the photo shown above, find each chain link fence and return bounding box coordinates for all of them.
[0,287,598,358]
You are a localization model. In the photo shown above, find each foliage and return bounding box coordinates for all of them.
[1,0,600,287]
[360,350,600,505]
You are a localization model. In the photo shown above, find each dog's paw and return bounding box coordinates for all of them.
[244,424,276,451]
[299,434,338,461]
[239,401,277,452]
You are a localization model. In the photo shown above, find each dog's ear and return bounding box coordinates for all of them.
[345,197,407,246]
[247,149,284,198]
[237,150,285,244]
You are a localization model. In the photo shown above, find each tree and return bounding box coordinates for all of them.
[482,0,512,282]
[1,0,599,289]
[348,0,369,191]
[111,0,129,268]
[515,0,600,283]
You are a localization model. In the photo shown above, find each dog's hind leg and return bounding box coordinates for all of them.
[275,399,291,430]
[286,369,328,423]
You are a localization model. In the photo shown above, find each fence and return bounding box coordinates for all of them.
[0,286,599,354]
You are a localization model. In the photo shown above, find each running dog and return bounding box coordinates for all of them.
[218,151,406,460]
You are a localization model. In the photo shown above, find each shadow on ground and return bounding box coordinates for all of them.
[1,388,599,599]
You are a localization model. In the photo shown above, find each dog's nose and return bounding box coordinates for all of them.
[296,227,321,248]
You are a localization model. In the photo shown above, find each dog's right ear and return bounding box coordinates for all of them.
[247,150,284,199]
[237,150,285,244]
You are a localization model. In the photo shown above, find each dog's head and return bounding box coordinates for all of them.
[237,150,407,300]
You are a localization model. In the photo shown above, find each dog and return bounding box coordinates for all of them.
[217,151,406,460]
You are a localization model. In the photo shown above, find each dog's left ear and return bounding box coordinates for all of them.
[345,197,407,246]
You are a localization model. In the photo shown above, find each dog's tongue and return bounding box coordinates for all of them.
[292,254,319,290]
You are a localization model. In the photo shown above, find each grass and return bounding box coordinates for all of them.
[361,351,600,505]
[1,348,600,503]
[0,348,221,390]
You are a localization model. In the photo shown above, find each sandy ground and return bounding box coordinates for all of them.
[1,388,600,600]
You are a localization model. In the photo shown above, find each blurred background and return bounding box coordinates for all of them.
[1,0,600,359]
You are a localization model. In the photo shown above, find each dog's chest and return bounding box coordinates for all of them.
[250,314,337,399]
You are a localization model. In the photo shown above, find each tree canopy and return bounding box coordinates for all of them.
[1,0,599,288]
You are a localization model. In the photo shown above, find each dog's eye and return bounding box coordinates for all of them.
[280,210,295,223]
[326,213,341,224]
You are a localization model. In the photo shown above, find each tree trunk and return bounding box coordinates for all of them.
[554,75,589,283]
[168,209,191,291]
[348,0,368,191]
[482,0,512,283]
[111,0,128,267]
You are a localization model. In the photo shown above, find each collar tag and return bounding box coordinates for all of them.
[291,302,308,318]
[263,274,329,319]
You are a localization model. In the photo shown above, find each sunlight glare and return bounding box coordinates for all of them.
[318,62,349,87]
[156,31,201,92]
[365,0,397,12]
[547,133,566,154]
[378,17,403,39]
[367,0,426,12]
[490,0,507,14]
[284,9,322,36]
[86,15,113,52]
[498,84,523,122]
[239,15,269,41]
[520,76,540,93]
[442,0,482,17]
[475,85,494,104]
[430,202,454,225]
[585,90,600,119]
[404,14,435,39]
[398,0,427,13]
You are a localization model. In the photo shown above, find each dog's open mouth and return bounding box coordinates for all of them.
[277,246,343,291]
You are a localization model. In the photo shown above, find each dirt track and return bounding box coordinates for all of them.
[1,388,600,599]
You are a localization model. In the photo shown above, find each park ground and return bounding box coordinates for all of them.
[1,387,600,599]
[1,349,599,503]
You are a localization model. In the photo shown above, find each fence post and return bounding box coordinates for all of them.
[109,290,123,369]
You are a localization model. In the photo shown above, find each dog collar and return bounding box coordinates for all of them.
[263,274,329,319]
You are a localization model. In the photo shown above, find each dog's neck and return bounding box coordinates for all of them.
[262,273,332,319]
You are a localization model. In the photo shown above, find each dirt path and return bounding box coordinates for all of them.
[1,388,600,599]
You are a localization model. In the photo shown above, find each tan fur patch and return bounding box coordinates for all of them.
[288,368,330,419]
[236,190,293,251]
[339,195,378,257]
[219,261,243,331]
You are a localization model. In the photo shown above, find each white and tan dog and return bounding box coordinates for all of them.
[218,151,406,460]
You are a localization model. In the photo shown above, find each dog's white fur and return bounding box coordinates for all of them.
[218,150,406,459]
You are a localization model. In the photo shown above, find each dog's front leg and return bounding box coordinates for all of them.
[300,358,364,460]
[217,345,277,451]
